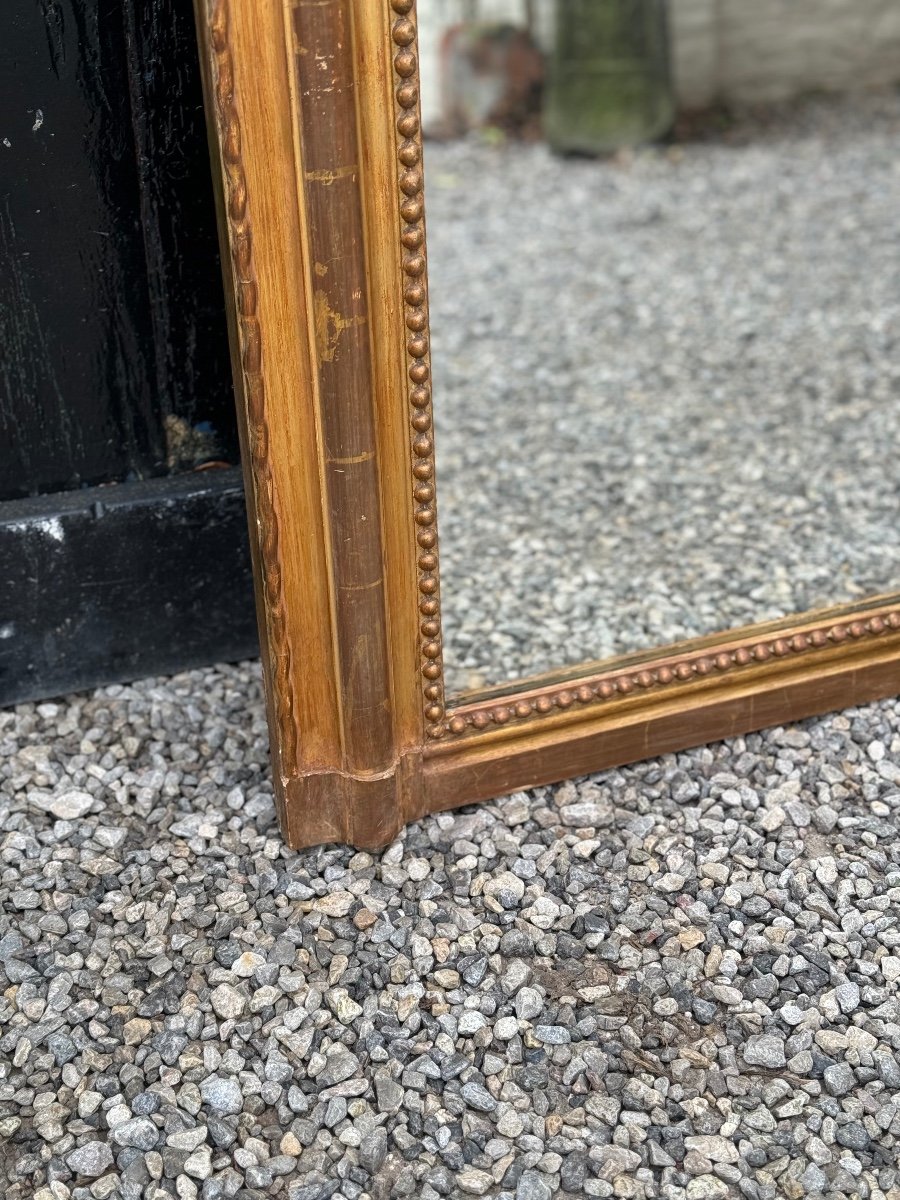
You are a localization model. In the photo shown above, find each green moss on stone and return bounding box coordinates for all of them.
[544,0,674,155]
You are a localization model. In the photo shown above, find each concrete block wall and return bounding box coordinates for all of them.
[418,0,900,126]
[672,0,900,109]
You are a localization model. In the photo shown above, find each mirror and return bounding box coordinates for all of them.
[196,0,900,849]
[419,2,900,696]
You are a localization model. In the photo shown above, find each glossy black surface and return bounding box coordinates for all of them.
[0,0,236,500]
[0,469,256,704]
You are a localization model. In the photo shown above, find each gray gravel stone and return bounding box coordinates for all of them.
[742,1033,787,1068]
[317,1045,360,1086]
[111,1117,159,1150]
[801,1163,829,1192]
[534,1024,570,1044]
[559,1153,588,1194]
[824,1062,856,1096]
[375,1074,404,1113]
[359,1128,388,1173]
[199,1076,243,1116]
[514,987,543,1021]
[876,1054,900,1088]
[648,1141,675,1168]
[837,1121,870,1151]
[517,1170,552,1200]
[460,1082,497,1112]
[834,981,861,1013]
[66,1141,114,1177]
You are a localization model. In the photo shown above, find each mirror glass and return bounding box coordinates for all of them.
[419,1,900,696]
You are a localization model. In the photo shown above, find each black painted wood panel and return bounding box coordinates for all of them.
[0,470,257,705]
[0,0,236,501]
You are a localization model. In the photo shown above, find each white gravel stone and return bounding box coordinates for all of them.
[231,951,265,977]
[684,1135,739,1164]
[210,983,246,1020]
[110,1117,158,1150]
[814,856,839,886]
[183,1146,213,1180]
[325,988,363,1024]
[457,1168,494,1195]
[458,1010,488,1035]
[482,870,525,906]
[558,802,606,827]
[656,872,686,893]
[687,1178,731,1200]
[168,1127,208,1152]
[759,806,786,832]
[29,790,97,820]
[593,1145,641,1181]
[515,987,544,1021]
[493,1016,519,1040]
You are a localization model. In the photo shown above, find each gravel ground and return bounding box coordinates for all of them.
[427,91,900,693]
[3,665,900,1200]
[4,91,900,1200]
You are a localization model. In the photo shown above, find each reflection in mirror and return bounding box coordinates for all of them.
[420,2,900,696]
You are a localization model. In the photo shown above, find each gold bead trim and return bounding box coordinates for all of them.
[390,0,446,739]
[444,610,900,737]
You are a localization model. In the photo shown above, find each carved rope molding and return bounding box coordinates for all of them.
[442,608,900,737]
[208,0,298,764]
[390,1,448,741]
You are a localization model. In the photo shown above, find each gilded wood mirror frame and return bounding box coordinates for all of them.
[194,0,900,849]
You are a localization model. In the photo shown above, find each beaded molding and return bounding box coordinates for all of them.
[390,1,447,740]
[208,0,297,764]
[443,610,900,737]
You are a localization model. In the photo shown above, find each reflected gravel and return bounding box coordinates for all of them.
[427,92,900,694]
